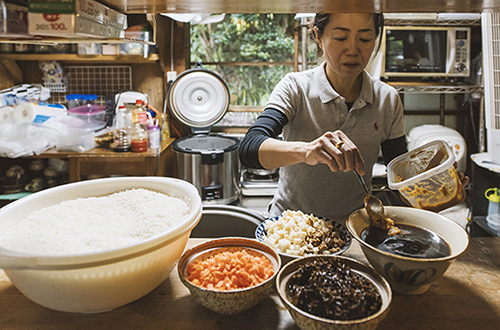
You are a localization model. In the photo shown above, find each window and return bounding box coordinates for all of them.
[190,14,318,127]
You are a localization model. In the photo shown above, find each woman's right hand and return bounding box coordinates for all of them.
[304,130,365,175]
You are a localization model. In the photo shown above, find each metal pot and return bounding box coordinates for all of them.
[246,167,279,176]
[190,204,265,238]
[173,134,241,204]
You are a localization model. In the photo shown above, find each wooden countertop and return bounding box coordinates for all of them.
[1,237,499,330]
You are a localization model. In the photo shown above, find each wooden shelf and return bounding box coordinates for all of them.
[101,0,500,14]
[0,53,159,63]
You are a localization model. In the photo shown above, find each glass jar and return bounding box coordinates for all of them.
[131,123,148,152]
[111,105,132,152]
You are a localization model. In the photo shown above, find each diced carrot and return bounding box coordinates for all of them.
[186,248,275,291]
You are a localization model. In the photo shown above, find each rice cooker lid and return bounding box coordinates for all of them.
[168,67,230,129]
[173,135,239,154]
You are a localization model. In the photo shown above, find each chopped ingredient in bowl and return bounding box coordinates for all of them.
[286,258,382,321]
[187,249,275,291]
[263,210,346,256]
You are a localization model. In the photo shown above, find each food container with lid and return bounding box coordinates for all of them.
[387,139,465,212]
[67,104,106,131]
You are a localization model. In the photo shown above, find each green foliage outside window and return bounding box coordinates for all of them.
[191,14,317,106]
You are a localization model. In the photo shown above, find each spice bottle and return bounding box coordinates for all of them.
[131,123,148,152]
[147,122,160,151]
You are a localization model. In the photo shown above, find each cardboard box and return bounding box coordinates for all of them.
[28,0,127,30]
[0,3,30,37]
[28,13,124,38]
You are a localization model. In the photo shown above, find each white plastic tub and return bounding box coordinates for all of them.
[387,140,465,212]
[0,177,202,313]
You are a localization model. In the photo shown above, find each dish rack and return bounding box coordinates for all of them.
[42,75,69,93]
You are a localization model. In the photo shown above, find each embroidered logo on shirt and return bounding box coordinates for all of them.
[374,122,379,131]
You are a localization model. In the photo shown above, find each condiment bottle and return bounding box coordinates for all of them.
[131,99,148,125]
[147,122,160,151]
[485,188,500,217]
[131,123,148,152]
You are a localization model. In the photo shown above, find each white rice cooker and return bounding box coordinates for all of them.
[169,66,241,204]
[407,124,467,172]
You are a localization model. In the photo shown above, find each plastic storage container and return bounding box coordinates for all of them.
[67,104,106,131]
[65,94,82,109]
[387,139,466,212]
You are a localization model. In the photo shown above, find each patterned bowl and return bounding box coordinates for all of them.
[255,215,352,264]
[177,237,281,314]
[276,255,392,330]
[346,206,469,295]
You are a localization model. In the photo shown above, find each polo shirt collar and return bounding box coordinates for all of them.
[315,61,375,106]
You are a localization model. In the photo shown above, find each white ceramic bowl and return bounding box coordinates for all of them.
[0,177,202,313]
[178,237,281,314]
[276,255,392,330]
[347,206,469,295]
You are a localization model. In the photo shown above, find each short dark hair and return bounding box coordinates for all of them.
[313,13,384,39]
[312,13,384,60]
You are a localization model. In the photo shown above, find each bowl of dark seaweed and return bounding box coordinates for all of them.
[346,206,469,295]
[276,255,392,330]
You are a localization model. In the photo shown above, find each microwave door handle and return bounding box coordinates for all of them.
[446,30,456,73]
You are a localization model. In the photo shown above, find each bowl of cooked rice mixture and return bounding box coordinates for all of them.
[276,255,392,330]
[256,210,352,264]
[0,176,202,313]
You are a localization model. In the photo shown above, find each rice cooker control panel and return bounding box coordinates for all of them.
[202,185,223,200]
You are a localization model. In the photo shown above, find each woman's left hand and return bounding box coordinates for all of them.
[455,162,469,188]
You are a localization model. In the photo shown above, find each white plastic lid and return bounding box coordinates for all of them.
[168,69,230,128]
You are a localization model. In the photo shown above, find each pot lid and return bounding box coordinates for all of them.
[168,68,230,129]
[173,135,239,154]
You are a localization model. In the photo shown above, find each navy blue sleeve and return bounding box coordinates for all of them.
[381,135,407,165]
[239,108,288,169]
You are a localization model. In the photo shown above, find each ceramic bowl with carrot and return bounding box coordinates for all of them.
[177,237,281,314]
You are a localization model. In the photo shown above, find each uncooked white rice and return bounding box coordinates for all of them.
[0,188,191,255]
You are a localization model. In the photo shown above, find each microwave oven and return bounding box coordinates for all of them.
[381,26,471,77]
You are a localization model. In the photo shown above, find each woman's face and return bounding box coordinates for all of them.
[315,13,376,80]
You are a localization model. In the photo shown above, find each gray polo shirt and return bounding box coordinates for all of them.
[266,62,405,223]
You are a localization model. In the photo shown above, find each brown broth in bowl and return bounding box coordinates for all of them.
[360,224,451,259]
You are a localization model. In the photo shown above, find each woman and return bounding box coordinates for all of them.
[239,13,464,222]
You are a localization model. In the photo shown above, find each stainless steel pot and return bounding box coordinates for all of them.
[173,134,241,204]
[190,205,265,238]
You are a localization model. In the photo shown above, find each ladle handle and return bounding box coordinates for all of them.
[354,171,370,196]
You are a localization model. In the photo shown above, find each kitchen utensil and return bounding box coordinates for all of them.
[177,237,281,314]
[387,140,465,212]
[276,255,392,330]
[169,65,241,204]
[347,206,469,295]
[0,176,202,313]
[354,170,385,218]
